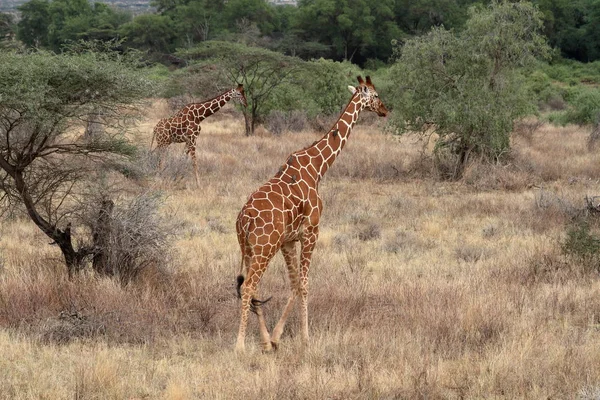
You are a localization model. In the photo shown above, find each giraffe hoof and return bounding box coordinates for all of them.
[270,341,279,351]
[261,342,274,353]
[234,342,246,353]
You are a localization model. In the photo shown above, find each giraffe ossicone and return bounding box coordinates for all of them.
[151,84,247,185]
[234,75,388,352]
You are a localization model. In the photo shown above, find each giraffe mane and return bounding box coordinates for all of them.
[293,86,362,155]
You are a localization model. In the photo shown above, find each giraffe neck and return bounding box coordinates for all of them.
[305,93,365,182]
[185,89,236,121]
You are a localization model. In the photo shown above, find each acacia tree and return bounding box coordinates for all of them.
[0,49,155,277]
[389,1,550,179]
[178,41,300,135]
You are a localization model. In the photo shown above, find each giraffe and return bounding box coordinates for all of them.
[151,84,247,185]
[234,76,388,352]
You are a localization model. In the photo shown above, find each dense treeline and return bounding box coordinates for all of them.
[1,0,599,181]
[2,0,600,64]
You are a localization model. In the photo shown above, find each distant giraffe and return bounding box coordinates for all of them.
[152,84,247,185]
[234,76,388,352]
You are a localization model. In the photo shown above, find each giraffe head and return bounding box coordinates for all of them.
[233,84,248,107]
[348,75,388,117]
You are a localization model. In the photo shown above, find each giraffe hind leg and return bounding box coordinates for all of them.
[271,241,300,347]
[236,261,274,352]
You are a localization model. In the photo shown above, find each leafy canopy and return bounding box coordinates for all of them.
[0,49,156,272]
[389,1,550,178]
[178,41,301,134]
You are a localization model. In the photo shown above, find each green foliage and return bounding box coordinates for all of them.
[160,62,230,99]
[10,0,600,66]
[0,50,155,115]
[394,0,471,35]
[0,12,16,48]
[301,59,360,116]
[260,59,359,119]
[178,41,301,134]
[389,1,550,179]
[17,0,131,52]
[119,14,176,54]
[526,70,555,102]
[222,0,276,36]
[17,0,50,48]
[170,0,225,43]
[534,0,600,62]
[562,221,600,273]
[146,64,172,85]
[294,0,402,64]
[0,49,157,274]
[547,86,600,125]
[541,58,600,85]
[524,69,567,110]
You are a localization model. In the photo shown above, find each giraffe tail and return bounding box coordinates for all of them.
[236,214,251,299]
[236,271,273,313]
[236,274,244,299]
[235,214,272,311]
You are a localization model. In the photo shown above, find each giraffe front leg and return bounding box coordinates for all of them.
[299,226,319,345]
[271,241,300,347]
[156,145,168,171]
[185,142,200,187]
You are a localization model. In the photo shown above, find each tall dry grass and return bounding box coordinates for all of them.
[1,102,600,398]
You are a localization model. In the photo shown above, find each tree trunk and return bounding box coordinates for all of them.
[84,108,104,138]
[12,168,89,278]
[92,199,114,276]
[453,144,473,181]
[243,111,252,136]
[57,223,87,279]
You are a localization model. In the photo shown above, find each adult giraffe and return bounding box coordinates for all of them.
[152,84,247,185]
[235,76,388,352]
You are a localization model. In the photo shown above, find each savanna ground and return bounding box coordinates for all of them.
[2,100,600,399]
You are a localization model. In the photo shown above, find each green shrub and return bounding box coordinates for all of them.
[562,221,600,273]
[549,87,600,125]
[526,70,565,110]
[564,88,600,125]
[262,59,363,120]
[388,1,549,179]
[542,59,600,86]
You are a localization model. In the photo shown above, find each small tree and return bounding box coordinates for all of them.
[0,13,16,48]
[389,1,550,179]
[0,49,155,277]
[178,41,301,135]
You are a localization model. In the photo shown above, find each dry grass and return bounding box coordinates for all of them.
[2,104,600,398]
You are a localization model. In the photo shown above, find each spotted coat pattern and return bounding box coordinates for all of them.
[152,85,247,184]
[234,76,388,352]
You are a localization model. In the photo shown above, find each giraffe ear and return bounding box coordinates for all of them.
[348,85,357,94]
